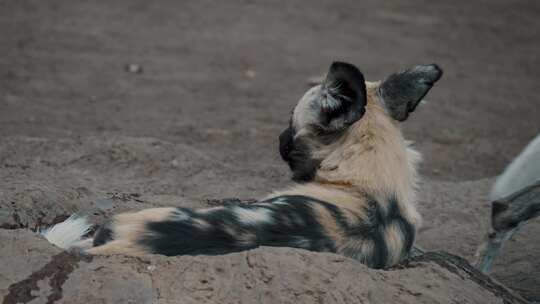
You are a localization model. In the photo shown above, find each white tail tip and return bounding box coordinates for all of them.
[40,215,92,249]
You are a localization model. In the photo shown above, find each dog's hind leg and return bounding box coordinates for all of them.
[474,225,521,273]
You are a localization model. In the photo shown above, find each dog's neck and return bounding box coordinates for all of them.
[272,98,422,226]
[319,102,418,192]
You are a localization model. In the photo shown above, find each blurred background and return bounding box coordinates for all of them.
[2,0,540,185]
[1,0,540,301]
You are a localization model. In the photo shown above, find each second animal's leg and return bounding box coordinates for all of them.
[475,182,540,273]
[474,225,521,273]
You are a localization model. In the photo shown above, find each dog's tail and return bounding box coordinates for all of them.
[39,215,93,250]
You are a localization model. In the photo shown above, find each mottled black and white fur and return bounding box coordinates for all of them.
[43,62,442,269]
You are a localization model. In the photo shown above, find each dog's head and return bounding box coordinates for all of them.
[279,62,442,182]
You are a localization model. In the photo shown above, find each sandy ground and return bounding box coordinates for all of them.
[1,0,540,302]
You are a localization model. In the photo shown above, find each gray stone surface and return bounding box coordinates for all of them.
[0,137,538,302]
[0,230,525,304]
[0,230,62,300]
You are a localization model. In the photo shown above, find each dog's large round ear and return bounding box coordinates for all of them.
[380,64,443,121]
[319,62,367,131]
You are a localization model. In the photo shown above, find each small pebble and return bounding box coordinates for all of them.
[125,63,143,74]
[245,70,256,78]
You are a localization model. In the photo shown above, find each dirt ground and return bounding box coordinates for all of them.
[1,0,540,302]
[2,0,540,181]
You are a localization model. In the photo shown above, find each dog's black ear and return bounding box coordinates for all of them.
[319,62,367,131]
[380,64,443,121]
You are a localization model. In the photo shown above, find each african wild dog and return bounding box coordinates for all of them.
[43,62,442,269]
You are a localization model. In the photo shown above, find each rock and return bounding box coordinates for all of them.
[125,64,142,74]
[396,252,526,304]
[0,230,526,304]
[1,136,538,301]
[0,229,62,301]
[245,70,256,79]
